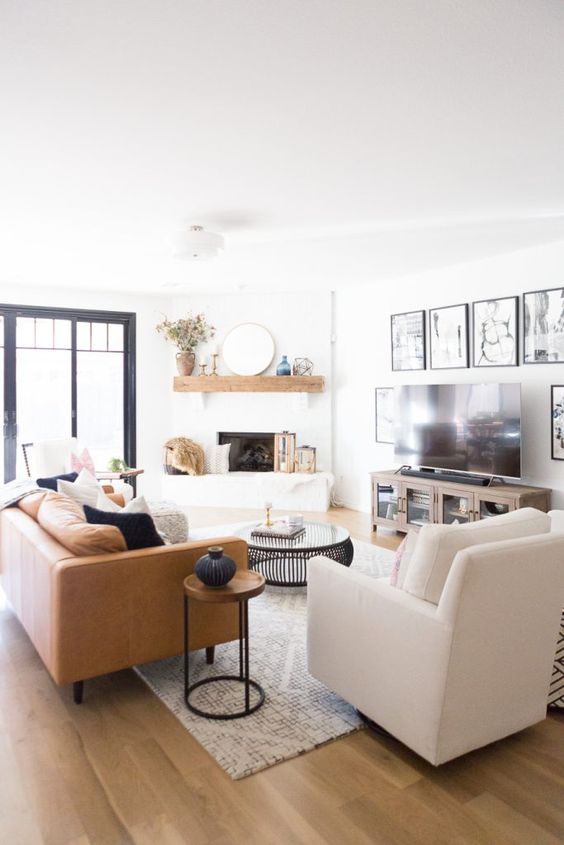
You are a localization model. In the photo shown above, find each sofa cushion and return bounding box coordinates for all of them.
[37,492,127,556]
[37,471,78,491]
[95,491,151,515]
[204,443,230,474]
[17,490,48,521]
[403,507,551,605]
[57,468,101,507]
[84,505,165,551]
[70,447,96,475]
[390,530,418,588]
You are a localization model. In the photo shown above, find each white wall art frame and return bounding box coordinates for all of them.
[390,310,426,371]
[524,287,564,364]
[429,303,469,370]
[472,296,518,367]
[375,387,394,443]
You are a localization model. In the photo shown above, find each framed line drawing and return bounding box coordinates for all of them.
[472,296,518,367]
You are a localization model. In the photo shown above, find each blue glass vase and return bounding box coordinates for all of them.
[195,546,237,587]
[276,355,291,376]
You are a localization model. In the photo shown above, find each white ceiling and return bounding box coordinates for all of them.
[1,0,564,294]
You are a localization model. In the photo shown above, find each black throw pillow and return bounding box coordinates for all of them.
[36,471,78,491]
[83,505,165,551]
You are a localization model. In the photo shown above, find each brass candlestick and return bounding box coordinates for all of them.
[264,502,273,527]
[199,363,208,376]
[210,353,219,375]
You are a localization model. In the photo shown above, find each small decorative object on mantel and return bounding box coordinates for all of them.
[294,445,316,473]
[156,312,215,376]
[195,546,237,587]
[274,431,296,472]
[199,359,208,376]
[276,355,292,376]
[292,357,313,376]
[210,345,219,376]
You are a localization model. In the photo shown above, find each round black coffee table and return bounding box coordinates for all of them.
[234,521,354,587]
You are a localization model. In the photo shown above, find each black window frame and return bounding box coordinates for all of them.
[1,304,136,482]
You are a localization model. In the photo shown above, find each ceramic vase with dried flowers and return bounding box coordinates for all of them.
[156,312,216,375]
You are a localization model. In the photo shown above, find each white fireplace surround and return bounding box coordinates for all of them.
[162,471,334,511]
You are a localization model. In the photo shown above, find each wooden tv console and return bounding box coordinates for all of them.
[371,470,551,533]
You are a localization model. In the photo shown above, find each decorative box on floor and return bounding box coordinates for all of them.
[161,471,334,512]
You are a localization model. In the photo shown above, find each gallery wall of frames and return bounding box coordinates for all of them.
[378,286,564,461]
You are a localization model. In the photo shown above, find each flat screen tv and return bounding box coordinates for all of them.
[394,383,521,479]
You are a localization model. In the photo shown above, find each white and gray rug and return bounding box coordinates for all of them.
[135,529,394,780]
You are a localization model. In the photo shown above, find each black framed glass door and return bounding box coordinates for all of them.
[2,305,136,482]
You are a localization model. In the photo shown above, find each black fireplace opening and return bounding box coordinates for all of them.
[218,432,275,472]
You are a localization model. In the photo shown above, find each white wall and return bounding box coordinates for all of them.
[0,283,171,496]
[334,239,564,512]
[170,291,333,470]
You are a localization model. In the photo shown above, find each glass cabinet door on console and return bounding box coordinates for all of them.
[438,488,474,526]
[404,483,435,529]
[373,481,400,528]
[474,493,515,521]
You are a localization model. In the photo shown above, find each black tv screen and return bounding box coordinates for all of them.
[394,383,521,478]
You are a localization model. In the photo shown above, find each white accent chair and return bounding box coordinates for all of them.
[307,530,564,765]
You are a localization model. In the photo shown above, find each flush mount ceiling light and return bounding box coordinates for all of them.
[173,225,225,260]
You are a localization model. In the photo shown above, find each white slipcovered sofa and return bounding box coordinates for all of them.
[307,508,564,765]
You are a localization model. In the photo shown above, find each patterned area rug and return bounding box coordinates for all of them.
[135,531,394,779]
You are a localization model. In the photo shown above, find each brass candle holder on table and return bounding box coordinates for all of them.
[264,501,273,527]
[210,353,219,376]
[199,362,208,376]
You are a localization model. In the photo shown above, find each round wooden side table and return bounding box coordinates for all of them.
[183,570,266,720]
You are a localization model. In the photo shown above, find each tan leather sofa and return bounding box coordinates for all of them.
[0,497,248,702]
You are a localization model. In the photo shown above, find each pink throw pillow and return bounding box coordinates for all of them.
[71,448,96,475]
[389,536,407,587]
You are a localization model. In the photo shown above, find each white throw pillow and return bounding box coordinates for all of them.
[204,443,230,474]
[403,507,551,605]
[57,469,101,507]
[96,491,151,515]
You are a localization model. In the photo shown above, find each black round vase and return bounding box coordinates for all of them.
[195,546,237,588]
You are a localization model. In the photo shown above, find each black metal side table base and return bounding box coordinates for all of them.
[184,589,265,720]
[185,674,265,720]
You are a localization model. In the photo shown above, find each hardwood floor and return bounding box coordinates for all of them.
[1,506,563,844]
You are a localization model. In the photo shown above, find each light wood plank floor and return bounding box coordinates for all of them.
[1,506,564,844]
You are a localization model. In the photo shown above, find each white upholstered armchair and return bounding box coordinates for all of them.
[307,529,564,766]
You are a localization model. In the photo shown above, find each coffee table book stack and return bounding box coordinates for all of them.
[251,522,306,540]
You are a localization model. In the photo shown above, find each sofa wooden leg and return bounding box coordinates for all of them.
[205,646,215,665]
[73,681,84,704]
